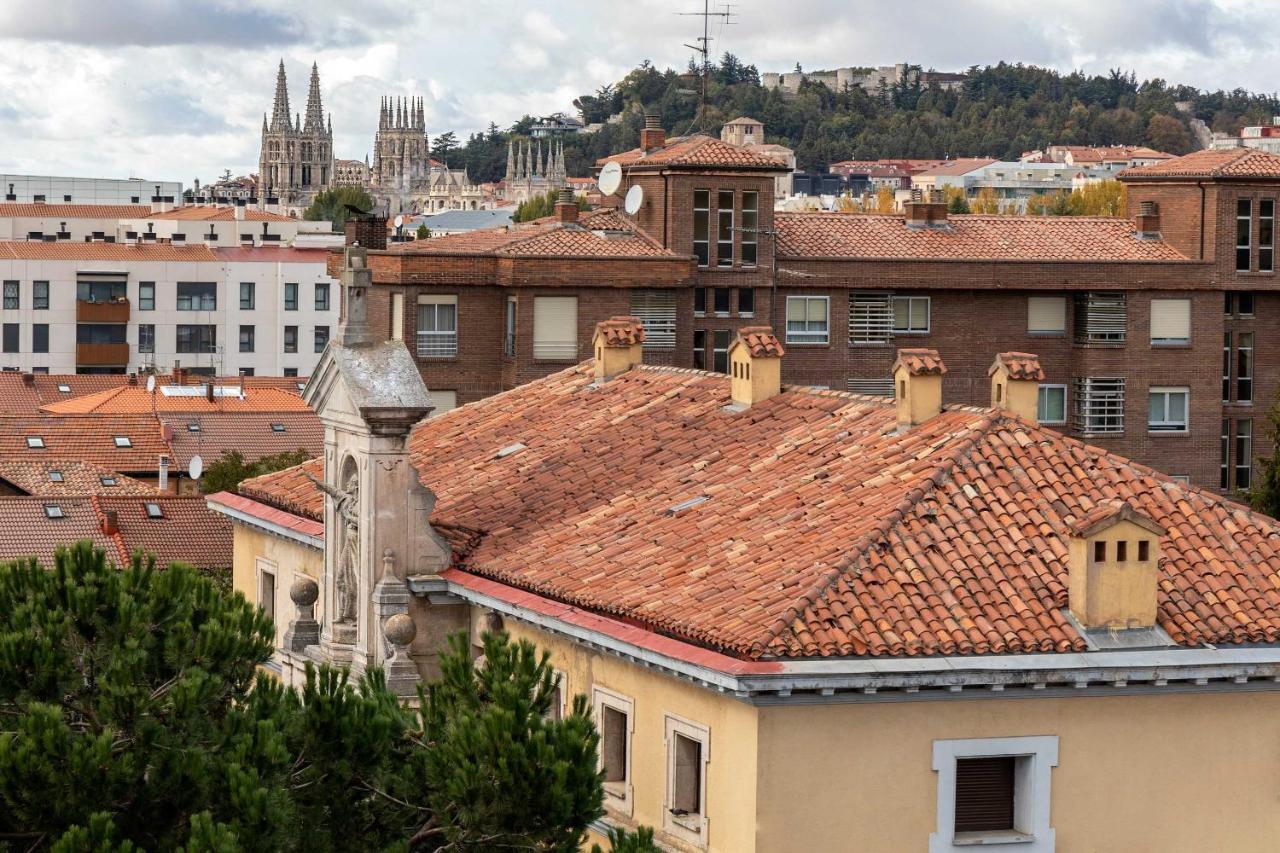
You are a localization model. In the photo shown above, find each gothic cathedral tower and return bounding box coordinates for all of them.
[258,60,335,210]
[369,96,429,216]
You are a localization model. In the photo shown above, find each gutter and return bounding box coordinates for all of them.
[206,494,324,550]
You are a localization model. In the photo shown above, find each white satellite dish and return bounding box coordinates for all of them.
[393,214,404,229]
[623,184,644,215]
[188,454,203,481]
[145,375,156,393]
[598,161,622,196]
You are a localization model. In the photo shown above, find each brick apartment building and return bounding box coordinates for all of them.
[335,125,1280,494]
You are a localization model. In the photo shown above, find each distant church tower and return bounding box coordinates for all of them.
[502,138,567,204]
[258,60,334,210]
[370,96,430,215]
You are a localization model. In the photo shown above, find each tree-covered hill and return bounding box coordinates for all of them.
[452,57,1279,182]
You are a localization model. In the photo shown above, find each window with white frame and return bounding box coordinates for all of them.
[391,293,405,342]
[716,190,734,267]
[1236,419,1253,489]
[629,290,677,350]
[849,292,893,343]
[692,190,710,267]
[1149,298,1190,345]
[1236,332,1253,403]
[533,296,578,360]
[1072,377,1125,434]
[416,295,458,358]
[741,191,758,266]
[1261,199,1275,272]
[1026,296,1066,334]
[929,735,1058,853]
[1148,387,1189,432]
[1221,418,1231,490]
[1037,384,1066,425]
[593,688,634,815]
[665,715,710,846]
[1236,198,1252,272]
[892,295,930,333]
[786,295,829,344]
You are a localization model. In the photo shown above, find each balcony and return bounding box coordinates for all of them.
[77,299,130,323]
[76,342,130,366]
[416,331,458,359]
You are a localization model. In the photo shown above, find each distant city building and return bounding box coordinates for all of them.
[1022,145,1173,171]
[531,113,586,137]
[257,61,334,212]
[1210,116,1280,154]
[367,97,487,215]
[501,138,568,204]
[1,174,182,206]
[762,63,966,96]
[720,117,795,198]
[334,158,370,187]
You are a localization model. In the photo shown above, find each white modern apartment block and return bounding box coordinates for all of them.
[1,174,182,206]
[0,242,339,377]
[1210,117,1280,154]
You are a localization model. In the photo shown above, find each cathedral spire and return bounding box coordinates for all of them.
[270,59,291,132]
[304,62,325,134]
[505,139,514,182]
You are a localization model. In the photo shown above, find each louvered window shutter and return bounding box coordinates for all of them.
[629,290,677,350]
[954,757,1016,833]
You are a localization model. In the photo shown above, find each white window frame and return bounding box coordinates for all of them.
[929,735,1058,853]
[892,295,931,334]
[416,295,458,358]
[255,557,277,625]
[664,714,710,848]
[1148,386,1189,433]
[1037,384,1067,425]
[785,295,829,345]
[592,686,634,816]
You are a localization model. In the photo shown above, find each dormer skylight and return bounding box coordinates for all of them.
[26,437,44,448]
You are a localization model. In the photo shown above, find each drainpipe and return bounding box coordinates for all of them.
[1197,181,1206,260]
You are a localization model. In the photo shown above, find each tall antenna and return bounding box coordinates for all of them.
[677,1,735,133]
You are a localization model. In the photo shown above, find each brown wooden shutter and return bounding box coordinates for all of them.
[954,756,1015,833]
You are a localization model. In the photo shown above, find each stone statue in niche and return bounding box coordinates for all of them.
[309,464,360,624]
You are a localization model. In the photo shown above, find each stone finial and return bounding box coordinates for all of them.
[384,612,417,647]
[382,612,420,696]
[283,575,321,653]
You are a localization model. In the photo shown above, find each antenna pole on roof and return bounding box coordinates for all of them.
[677,0,735,134]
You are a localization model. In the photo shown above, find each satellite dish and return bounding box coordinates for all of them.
[145,375,156,393]
[188,454,203,481]
[393,214,404,229]
[623,184,644,215]
[598,161,622,196]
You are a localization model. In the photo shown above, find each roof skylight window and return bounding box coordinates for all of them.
[44,504,64,519]
[26,437,44,448]
[113,436,132,448]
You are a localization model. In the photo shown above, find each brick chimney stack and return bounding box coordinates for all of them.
[101,510,118,536]
[640,113,666,152]
[1135,200,1161,239]
[555,186,579,224]
[904,188,949,229]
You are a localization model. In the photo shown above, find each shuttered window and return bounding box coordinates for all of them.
[954,757,1015,834]
[1027,296,1066,333]
[1073,376,1125,434]
[533,296,578,360]
[849,292,893,343]
[1149,298,1190,345]
[848,377,895,396]
[416,295,457,358]
[629,290,676,350]
[1073,291,1126,343]
[429,390,457,416]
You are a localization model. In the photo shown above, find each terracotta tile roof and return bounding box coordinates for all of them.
[774,212,1188,261]
[894,348,946,376]
[384,208,674,259]
[100,496,233,573]
[0,415,168,471]
[214,247,333,263]
[599,134,791,170]
[0,374,307,415]
[42,386,309,415]
[0,203,153,218]
[735,326,784,358]
[239,459,324,520]
[594,316,646,347]
[139,206,294,222]
[911,158,997,177]
[162,412,321,467]
[1120,147,1280,180]
[241,360,1280,661]
[990,351,1045,381]
[0,241,218,261]
[1069,500,1166,537]
[0,461,155,496]
[0,497,121,567]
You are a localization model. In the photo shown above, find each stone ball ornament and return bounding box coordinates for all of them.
[290,575,320,606]
[384,612,417,647]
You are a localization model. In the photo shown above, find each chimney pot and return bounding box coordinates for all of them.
[102,510,119,536]
[205,382,215,402]
[892,348,947,429]
[728,326,785,408]
[21,372,33,386]
[1068,501,1166,629]
[639,112,667,152]
[988,352,1044,424]
[555,187,578,223]
[592,316,646,381]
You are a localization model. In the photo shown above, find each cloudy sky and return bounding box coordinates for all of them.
[0,0,1276,184]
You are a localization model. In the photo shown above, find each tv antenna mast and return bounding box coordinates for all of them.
[677,1,736,133]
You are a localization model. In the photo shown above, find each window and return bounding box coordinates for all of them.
[392,292,405,341]
[33,281,48,310]
[1237,198,1252,272]
[239,282,255,310]
[32,324,48,354]
[1237,419,1253,489]
[270,422,286,433]
[1261,199,1275,272]
[176,325,215,353]
[738,287,755,317]
[239,325,255,353]
[1237,291,1256,316]
[44,504,64,519]
[1223,332,1231,402]
[712,287,731,316]
[144,502,163,518]
[1149,298,1190,345]
[187,423,200,432]
[26,436,44,448]
[849,292,893,344]
[848,377,896,396]
[48,470,62,482]
[176,282,216,311]
[1073,292,1126,343]
[1237,332,1254,402]
[892,295,930,333]
[2,324,17,353]
[314,282,330,311]
[314,326,329,353]
[712,329,731,374]
[76,324,126,344]
[77,280,125,303]
[3,280,17,310]
[114,436,132,448]
[428,390,458,415]
[665,716,710,843]
[1072,377,1125,434]
[1222,419,1231,490]
[257,560,276,622]
[930,736,1058,852]
[693,287,706,316]
[416,295,458,358]
[532,296,577,360]
[629,290,676,350]
[786,295,829,344]
[593,689,634,813]
[716,191,735,266]
[693,330,706,370]
[546,670,567,721]
[138,324,154,354]
[284,283,298,311]
[504,297,516,356]
[1148,387,1189,432]
[741,191,758,266]
[283,325,298,353]
[1037,384,1066,425]
[283,368,298,377]
[138,282,154,311]
[693,189,709,266]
